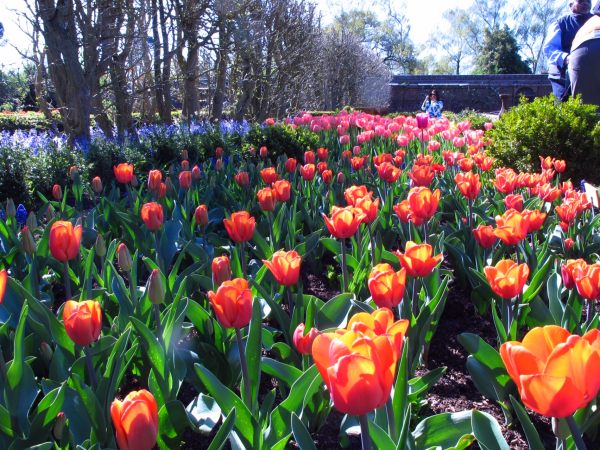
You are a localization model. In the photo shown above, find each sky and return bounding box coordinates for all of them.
[0,0,525,70]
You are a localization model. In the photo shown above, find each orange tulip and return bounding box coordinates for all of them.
[114,163,134,184]
[504,194,524,212]
[49,221,82,261]
[272,180,291,202]
[194,204,208,226]
[147,170,162,191]
[494,209,529,246]
[522,209,546,233]
[472,224,497,248]
[573,263,600,301]
[484,259,529,299]
[344,185,370,206]
[376,162,401,183]
[317,147,329,161]
[554,159,566,173]
[408,164,434,187]
[407,187,440,222]
[208,278,253,328]
[157,182,167,199]
[140,202,164,231]
[62,300,102,347]
[300,164,316,181]
[0,269,7,304]
[395,241,442,277]
[323,206,366,239]
[179,171,192,189]
[345,308,409,359]
[111,389,159,450]
[500,326,600,418]
[539,155,554,170]
[321,169,333,184]
[223,211,255,242]
[355,195,380,224]
[257,187,277,212]
[455,172,481,200]
[260,167,279,184]
[494,168,517,194]
[393,200,425,225]
[367,263,407,308]
[262,250,302,286]
[293,323,319,355]
[311,329,397,415]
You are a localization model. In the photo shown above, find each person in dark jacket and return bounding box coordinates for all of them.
[543,0,592,101]
[569,1,600,108]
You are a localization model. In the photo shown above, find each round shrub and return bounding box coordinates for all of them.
[489,95,600,183]
[0,146,29,205]
[243,123,319,161]
[28,145,87,201]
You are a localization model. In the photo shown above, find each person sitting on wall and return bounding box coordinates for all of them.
[543,0,592,101]
[421,89,444,118]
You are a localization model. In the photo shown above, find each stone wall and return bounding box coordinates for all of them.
[388,74,552,113]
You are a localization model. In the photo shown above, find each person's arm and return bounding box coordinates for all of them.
[437,100,444,111]
[543,21,569,68]
[421,98,429,111]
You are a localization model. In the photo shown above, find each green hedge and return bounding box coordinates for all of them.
[489,95,600,183]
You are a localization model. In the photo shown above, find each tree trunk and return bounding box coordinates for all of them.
[37,0,91,144]
[211,19,229,120]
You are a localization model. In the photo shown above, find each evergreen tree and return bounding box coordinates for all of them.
[475,26,531,74]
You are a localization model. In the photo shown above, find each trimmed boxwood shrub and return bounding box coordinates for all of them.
[243,123,320,161]
[489,95,600,183]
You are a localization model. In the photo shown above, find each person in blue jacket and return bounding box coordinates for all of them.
[543,0,592,101]
[421,89,444,119]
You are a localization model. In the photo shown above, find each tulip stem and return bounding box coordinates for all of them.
[369,226,377,265]
[235,328,252,408]
[154,304,164,347]
[239,242,248,278]
[412,277,420,317]
[267,213,275,250]
[468,199,473,228]
[84,346,97,390]
[385,399,398,441]
[566,415,587,450]
[63,260,72,300]
[585,301,593,329]
[359,414,373,450]
[154,232,163,273]
[340,238,349,292]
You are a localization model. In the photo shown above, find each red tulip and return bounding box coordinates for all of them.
[223,211,255,242]
[63,300,102,346]
[293,323,319,355]
[208,278,253,328]
[262,250,302,286]
[111,389,159,450]
[114,163,134,184]
[49,221,82,262]
[140,202,164,231]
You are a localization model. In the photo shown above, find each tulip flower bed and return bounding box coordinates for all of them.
[1,110,600,450]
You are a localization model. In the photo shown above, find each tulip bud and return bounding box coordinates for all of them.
[215,146,223,158]
[52,184,63,201]
[564,238,574,251]
[192,165,201,180]
[215,159,223,171]
[416,113,429,129]
[69,165,79,180]
[293,323,319,355]
[46,204,55,221]
[259,146,268,158]
[21,226,36,255]
[95,234,107,258]
[147,269,165,304]
[117,243,132,272]
[212,255,232,286]
[337,172,345,184]
[40,341,53,365]
[181,160,190,171]
[195,205,209,227]
[53,412,66,441]
[182,149,189,160]
[5,199,15,218]
[26,211,38,230]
